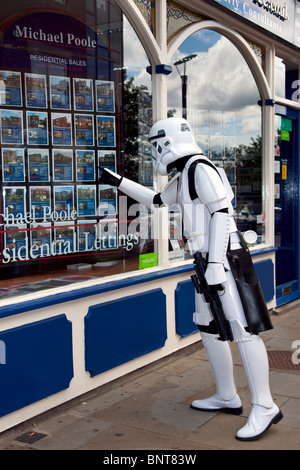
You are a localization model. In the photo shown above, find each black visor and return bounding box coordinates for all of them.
[148,129,166,141]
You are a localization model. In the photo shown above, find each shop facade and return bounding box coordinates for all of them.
[0,0,299,432]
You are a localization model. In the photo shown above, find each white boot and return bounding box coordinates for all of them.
[191,331,242,415]
[233,325,283,440]
[236,404,283,441]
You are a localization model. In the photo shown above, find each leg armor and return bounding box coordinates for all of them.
[191,330,242,414]
[220,271,274,406]
[192,291,242,414]
[220,271,283,440]
[193,270,282,440]
[233,319,283,441]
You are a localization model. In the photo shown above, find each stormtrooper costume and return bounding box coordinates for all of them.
[99,117,283,441]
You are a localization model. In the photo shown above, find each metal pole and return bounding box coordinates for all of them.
[182,74,187,120]
[174,54,197,121]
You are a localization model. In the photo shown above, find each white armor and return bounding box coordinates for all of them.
[99,117,282,441]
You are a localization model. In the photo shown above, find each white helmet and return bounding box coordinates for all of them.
[148,117,202,175]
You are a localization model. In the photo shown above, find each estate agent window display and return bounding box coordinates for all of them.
[0,4,155,298]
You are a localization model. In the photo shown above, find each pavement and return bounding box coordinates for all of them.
[0,300,300,452]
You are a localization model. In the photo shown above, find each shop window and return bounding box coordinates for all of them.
[275,55,299,102]
[167,29,265,255]
[0,0,154,299]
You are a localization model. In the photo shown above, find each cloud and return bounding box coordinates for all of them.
[168,33,261,144]
[169,35,259,110]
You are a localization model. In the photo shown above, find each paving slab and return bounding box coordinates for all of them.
[26,414,113,450]
[270,370,300,399]
[91,394,214,439]
[77,424,218,450]
[185,413,300,450]
[280,398,300,429]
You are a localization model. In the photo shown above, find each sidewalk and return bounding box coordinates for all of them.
[1,300,300,451]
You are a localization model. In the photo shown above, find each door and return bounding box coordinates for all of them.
[275,108,299,306]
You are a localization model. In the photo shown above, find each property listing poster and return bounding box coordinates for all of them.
[0,9,124,269]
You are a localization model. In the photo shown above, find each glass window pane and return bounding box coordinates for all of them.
[0,0,154,299]
[275,55,299,101]
[168,29,264,254]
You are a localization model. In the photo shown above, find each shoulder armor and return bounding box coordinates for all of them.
[193,162,227,205]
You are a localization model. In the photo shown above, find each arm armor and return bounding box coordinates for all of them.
[99,168,158,208]
[119,177,158,209]
[193,163,230,285]
[205,209,230,285]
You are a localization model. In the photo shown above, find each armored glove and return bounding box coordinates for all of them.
[99,167,122,187]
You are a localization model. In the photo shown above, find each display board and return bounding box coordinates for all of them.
[0,10,126,272]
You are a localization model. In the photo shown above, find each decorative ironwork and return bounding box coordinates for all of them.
[167,1,204,43]
[134,0,155,34]
[247,39,265,68]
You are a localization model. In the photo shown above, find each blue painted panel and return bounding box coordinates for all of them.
[0,315,73,417]
[85,289,167,376]
[175,279,198,337]
[254,259,274,303]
